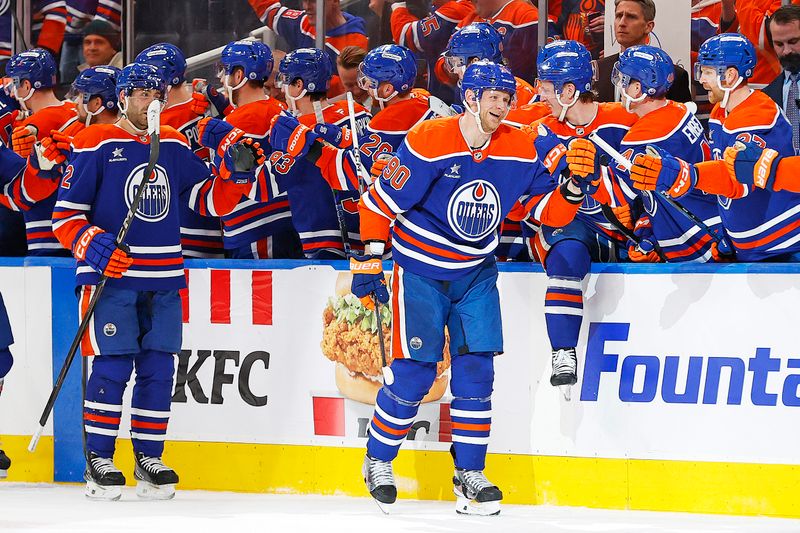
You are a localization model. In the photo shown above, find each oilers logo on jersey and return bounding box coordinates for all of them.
[126,163,170,222]
[447,180,500,241]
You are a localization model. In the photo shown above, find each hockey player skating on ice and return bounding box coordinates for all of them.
[629,34,800,261]
[350,61,590,515]
[51,63,263,501]
[0,293,14,477]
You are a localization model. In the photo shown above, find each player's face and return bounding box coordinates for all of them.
[337,65,367,102]
[478,89,512,131]
[698,66,726,103]
[536,80,566,115]
[124,88,163,130]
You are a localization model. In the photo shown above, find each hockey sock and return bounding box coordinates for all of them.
[450,352,494,471]
[544,240,591,349]
[84,354,134,458]
[0,348,12,379]
[366,358,437,462]
[131,350,174,458]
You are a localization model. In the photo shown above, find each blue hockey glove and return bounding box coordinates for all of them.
[269,113,319,159]
[312,123,352,148]
[349,254,389,311]
[72,226,133,278]
[724,140,781,191]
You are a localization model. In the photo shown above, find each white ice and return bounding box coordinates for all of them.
[2,483,799,533]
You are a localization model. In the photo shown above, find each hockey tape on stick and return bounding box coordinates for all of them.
[588,131,632,171]
[29,101,162,453]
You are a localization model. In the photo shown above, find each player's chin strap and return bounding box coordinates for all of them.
[12,85,34,113]
[715,71,744,110]
[463,91,491,136]
[555,91,579,122]
[82,101,106,127]
[284,85,307,116]
[620,85,647,113]
[371,87,398,111]
[223,74,246,109]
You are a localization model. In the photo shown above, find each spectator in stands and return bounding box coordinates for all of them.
[548,0,606,60]
[596,0,691,103]
[763,5,800,155]
[247,0,368,67]
[78,19,122,72]
[719,0,784,88]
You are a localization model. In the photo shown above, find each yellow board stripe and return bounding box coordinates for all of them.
[4,437,800,518]
[0,435,54,482]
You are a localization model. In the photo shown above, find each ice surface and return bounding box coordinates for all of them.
[2,483,799,533]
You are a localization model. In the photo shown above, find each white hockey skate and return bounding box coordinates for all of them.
[551,348,578,401]
[134,452,178,500]
[453,468,502,516]
[84,452,125,501]
[362,455,396,513]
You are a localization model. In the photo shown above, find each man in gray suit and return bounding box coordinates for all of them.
[762,5,800,155]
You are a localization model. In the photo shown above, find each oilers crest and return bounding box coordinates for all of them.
[125,163,170,222]
[447,180,501,241]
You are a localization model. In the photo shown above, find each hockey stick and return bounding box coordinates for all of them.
[588,132,729,258]
[346,92,393,386]
[28,100,162,452]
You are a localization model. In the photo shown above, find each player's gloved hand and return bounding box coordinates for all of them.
[30,143,64,180]
[566,137,599,178]
[349,253,389,311]
[72,226,133,278]
[12,125,37,158]
[198,117,246,153]
[626,216,660,263]
[190,78,231,117]
[611,203,634,230]
[370,152,395,183]
[533,124,567,177]
[0,83,20,112]
[219,138,265,184]
[312,123,352,148]
[269,113,319,159]
[40,130,72,164]
[723,140,781,191]
[630,144,696,198]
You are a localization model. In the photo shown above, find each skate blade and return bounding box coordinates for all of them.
[455,495,500,516]
[372,497,394,514]
[85,481,122,501]
[136,481,176,500]
[559,384,572,401]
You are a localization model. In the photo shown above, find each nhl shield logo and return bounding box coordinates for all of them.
[446,180,501,241]
[125,163,171,222]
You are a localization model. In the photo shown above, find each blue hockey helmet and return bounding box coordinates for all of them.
[357,44,417,95]
[277,48,333,93]
[612,45,674,98]
[7,48,57,89]
[536,40,596,94]
[694,33,756,82]
[460,60,516,105]
[219,40,274,82]
[444,23,503,73]
[72,65,121,110]
[116,62,167,97]
[135,43,187,86]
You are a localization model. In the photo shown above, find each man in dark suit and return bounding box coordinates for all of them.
[762,5,800,155]
[595,0,692,103]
